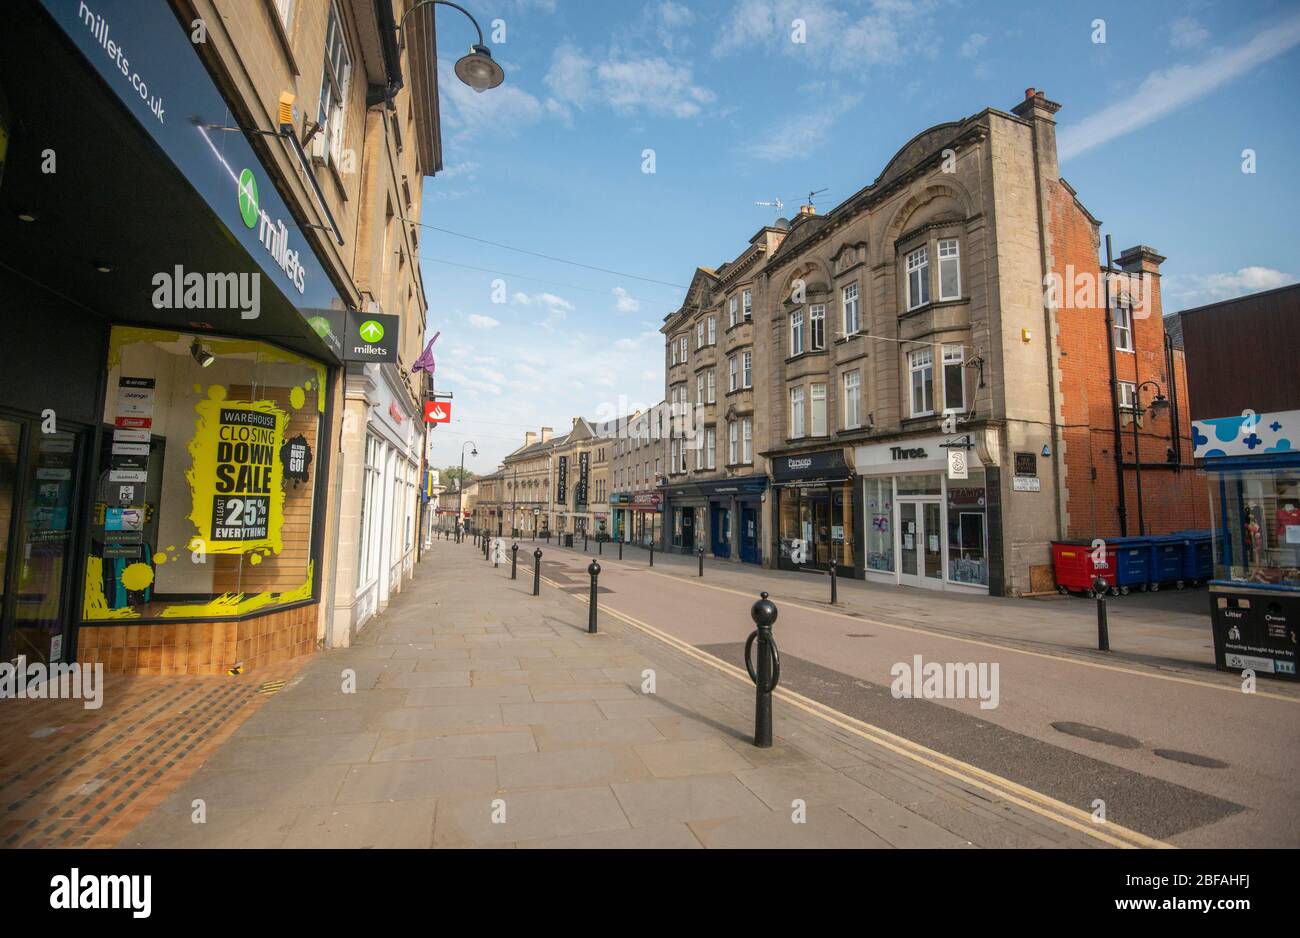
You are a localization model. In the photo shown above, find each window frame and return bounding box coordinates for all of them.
[790,310,805,356]
[906,245,930,311]
[318,0,353,168]
[843,282,860,336]
[843,369,861,430]
[1114,303,1134,353]
[810,383,827,436]
[909,347,935,417]
[942,344,966,414]
[809,303,826,351]
[790,386,806,439]
[938,238,961,301]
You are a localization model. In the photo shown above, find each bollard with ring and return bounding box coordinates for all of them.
[511,543,519,579]
[745,592,780,748]
[587,560,601,634]
[697,545,704,577]
[532,548,542,596]
[1093,575,1110,652]
[829,563,838,604]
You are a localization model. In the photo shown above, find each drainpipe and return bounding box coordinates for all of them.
[368,0,404,109]
[1102,235,1129,535]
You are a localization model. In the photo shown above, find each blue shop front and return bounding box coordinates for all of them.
[662,476,766,564]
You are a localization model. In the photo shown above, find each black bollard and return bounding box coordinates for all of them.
[587,560,601,633]
[533,548,542,596]
[1094,576,1110,652]
[698,546,704,577]
[598,536,603,555]
[649,542,654,567]
[618,540,623,561]
[745,592,780,748]
[511,543,519,579]
[829,564,838,604]
[584,532,589,552]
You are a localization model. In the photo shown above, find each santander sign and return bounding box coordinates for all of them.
[424,401,452,424]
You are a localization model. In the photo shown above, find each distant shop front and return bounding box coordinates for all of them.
[772,449,856,575]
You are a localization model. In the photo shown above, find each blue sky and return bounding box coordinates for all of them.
[420,0,1300,472]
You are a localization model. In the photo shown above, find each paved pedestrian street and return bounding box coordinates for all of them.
[103,538,1157,849]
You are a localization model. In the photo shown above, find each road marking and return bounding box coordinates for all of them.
[610,566,1297,704]
[539,568,1168,849]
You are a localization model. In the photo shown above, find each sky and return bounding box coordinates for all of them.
[420,0,1300,473]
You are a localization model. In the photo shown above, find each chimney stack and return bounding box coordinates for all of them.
[799,203,816,217]
[540,426,553,443]
[525,431,537,447]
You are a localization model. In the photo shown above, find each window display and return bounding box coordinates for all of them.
[83,327,327,621]
[1211,468,1300,587]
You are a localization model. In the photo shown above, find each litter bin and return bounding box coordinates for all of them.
[1051,541,1117,597]
[1107,536,1151,595]
[1146,535,1186,590]
[564,533,574,548]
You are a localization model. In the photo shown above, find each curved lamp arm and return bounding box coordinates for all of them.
[398,0,484,47]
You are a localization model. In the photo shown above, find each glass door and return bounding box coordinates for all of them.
[897,498,944,589]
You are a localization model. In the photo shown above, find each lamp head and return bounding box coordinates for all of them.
[455,44,504,93]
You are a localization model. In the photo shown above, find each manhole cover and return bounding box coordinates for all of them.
[1153,749,1228,769]
[1050,721,1143,749]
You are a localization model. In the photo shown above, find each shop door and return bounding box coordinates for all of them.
[897,499,944,589]
[740,506,759,564]
[680,507,694,549]
[711,504,730,558]
[1,420,85,665]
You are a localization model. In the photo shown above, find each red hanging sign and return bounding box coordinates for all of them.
[424,401,452,424]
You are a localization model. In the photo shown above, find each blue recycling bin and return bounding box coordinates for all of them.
[1107,536,1151,594]
[1146,535,1186,590]
[1172,530,1213,585]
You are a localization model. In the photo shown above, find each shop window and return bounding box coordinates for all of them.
[938,239,961,300]
[1210,468,1300,587]
[943,344,966,413]
[85,328,327,622]
[906,245,929,310]
[909,348,934,416]
[947,474,989,586]
[865,477,894,573]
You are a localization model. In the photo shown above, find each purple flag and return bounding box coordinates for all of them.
[412,332,440,375]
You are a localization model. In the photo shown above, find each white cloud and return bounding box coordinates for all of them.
[613,286,641,313]
[1164,266,1296,310]
[959,33,987,58]
[1059,12,1300,160]
[438,61,545,141]
[743,94,861,162]
[544,45,715,119]
[467,314,500,329]
[657,1,694,29]
[511,291,575,312]
[713,0,934,72]
[1169,17,1210,50]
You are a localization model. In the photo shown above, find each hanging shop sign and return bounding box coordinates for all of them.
[344,311,401,364]
[424,400,452,424]
[37,0,346,349]
[577,452,590,506]
[187,398,287,553]
[947,448,969,480]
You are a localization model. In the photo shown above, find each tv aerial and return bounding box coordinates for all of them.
[755,197,784,209]
[805,188,829,208]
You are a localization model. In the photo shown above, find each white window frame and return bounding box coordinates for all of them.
[938,239,961,301]
[843,370,861,430]
[706,369,716,404]
[909,347,934,417]
[743,289,753,320]
[790,386,806,438]
[906,245,930,311]
[728,355,739,392]
[942,344,966,414]
[790,310,805,356]
[696,372,705,404]
[671,339,678,366]
[318,0,353,168]
[728,420,738,464]
[1118,380,1137,412]
[729,295,739,327]
[810,304,826,350]
[704,427,716,470]
[811,383,827,436]
[1114,303,1134,353]
[697,321,705,348]
[708,315,717,345]
[843,282,860,336]
[742,350,752,388]
[742,417,753,463]
[273,0,294,29]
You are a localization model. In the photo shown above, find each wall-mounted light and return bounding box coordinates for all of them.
[16,209,36,223]
[1021,328,1032,343]
[190,339,216,368]
[94,262,114,273]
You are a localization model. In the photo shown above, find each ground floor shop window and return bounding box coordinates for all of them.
[865,477,894,572]
[634,511,661,547]
[1210,466,1300,586]
[672,506,697,549]
[84,327,327,621]
[777,482,854,569]
[946,473,988,586]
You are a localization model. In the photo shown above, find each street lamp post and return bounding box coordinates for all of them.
[1128,380,1169,536]
[458,440,478,538]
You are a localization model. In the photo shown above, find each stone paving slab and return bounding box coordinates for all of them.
[115,538,1113,849]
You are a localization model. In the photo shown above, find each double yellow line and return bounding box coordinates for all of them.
[542,568,1169,849]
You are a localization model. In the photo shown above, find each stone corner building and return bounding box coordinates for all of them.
[660,87,1204,596]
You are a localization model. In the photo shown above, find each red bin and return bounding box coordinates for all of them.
[1052,541,1117,597]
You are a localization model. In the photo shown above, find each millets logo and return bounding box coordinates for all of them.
[238,168,306,295]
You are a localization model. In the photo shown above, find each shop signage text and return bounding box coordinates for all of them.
[891,447,928,460]
[344,311,400,363]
